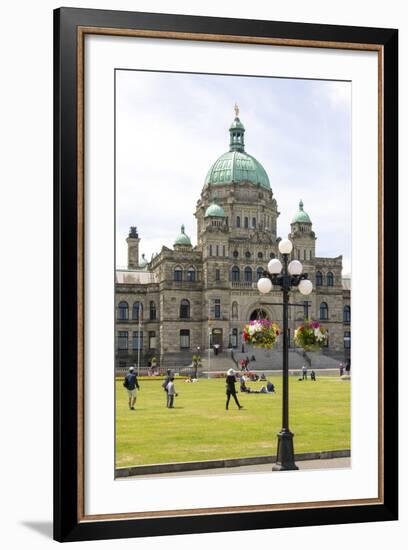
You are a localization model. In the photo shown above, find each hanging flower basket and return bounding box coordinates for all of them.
[242,320,280,349]
[294,320,328,351]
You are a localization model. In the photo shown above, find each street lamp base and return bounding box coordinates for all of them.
[272,430,299,471]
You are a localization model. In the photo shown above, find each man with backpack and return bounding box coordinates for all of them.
[123,366,140,410]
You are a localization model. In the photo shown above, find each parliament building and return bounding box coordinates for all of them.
[115,108,351,369]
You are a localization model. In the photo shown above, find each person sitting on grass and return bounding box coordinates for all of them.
[240,379,251,393]
[266,380,275,393]
[123,366,140,410]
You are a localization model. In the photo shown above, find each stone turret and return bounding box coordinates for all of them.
[126,226,140,269]
[289,200,316,262]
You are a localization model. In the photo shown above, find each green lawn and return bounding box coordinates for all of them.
[115,376,350,468]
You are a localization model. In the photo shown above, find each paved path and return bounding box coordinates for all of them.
[130,457,350,479]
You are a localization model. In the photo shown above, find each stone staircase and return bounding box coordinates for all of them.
[232,347,343,371]
[200,350,236,372]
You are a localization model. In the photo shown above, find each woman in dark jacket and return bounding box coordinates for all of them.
[225,369,243,410]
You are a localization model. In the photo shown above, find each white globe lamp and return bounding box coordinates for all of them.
[278,239,293,255]
[268,258,282,274]
[288,260,303,275]
[298,279,313,296]
[257,277,273,294]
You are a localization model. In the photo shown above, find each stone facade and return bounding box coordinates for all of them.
[115,113,351,369]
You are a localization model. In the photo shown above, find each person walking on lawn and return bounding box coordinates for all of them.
[123,366,140,410]
[225,368,243,410]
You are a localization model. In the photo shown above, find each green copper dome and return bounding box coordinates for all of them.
[205,201,225,218]
[204,107,271,190]
[292,200,312,224]
[174,224,191,246]
[139,253,148,268]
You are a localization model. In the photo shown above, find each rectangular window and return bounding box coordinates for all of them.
[223,245,226,256]
[174,269,182,281]
[216,245,219,256]
[118,331,128,350]
[209,245,212,256]
[132,330,143,350]
[344,331,351,349]
[149,331,156,349]
[215,269,220,281]
[180,330,190,349]
[232,328,238,348]
[244,217,249,228]
[214,299,221,319]
[252,217,256,228]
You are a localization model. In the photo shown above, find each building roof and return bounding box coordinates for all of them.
[174,224,192,246]
[116,270,157,284]
[291,200,312,224]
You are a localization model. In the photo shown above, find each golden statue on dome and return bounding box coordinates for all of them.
[234,103,239,117]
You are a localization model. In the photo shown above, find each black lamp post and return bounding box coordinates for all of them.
[257,238,313,470]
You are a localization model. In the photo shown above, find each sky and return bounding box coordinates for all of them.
[115,69,351,274]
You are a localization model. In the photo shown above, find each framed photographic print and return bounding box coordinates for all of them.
[54,7,398,542]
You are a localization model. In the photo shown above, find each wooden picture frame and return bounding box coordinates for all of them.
[54,7,398,542]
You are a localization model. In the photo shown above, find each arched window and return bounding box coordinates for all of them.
[231,266,240,282]
[256,267,264,280]
[236,216,241,228]
[118,301,129,320]
[309,249,312,260]
[209,245,213,256]
[174,266,182,281]
[327,272,334,286]
[149,301,156,320]
[244,266,253,282]
[180,299,190,319]
[132,302,142,321]
[244,217,249,228]
[316,271,323,286]
[319,302,329,320]
[186,267,196,282]
[231,301,238,319]
[343,305,351,323]
[303,249,306,261]
[252,217,256,228]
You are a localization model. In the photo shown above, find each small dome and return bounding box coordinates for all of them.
[174,224,191,246]
[291,200,312,224]
[139,253,148,268]
[205,202,225,218]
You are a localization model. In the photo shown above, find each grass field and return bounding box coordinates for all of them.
[115,375,350,468]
